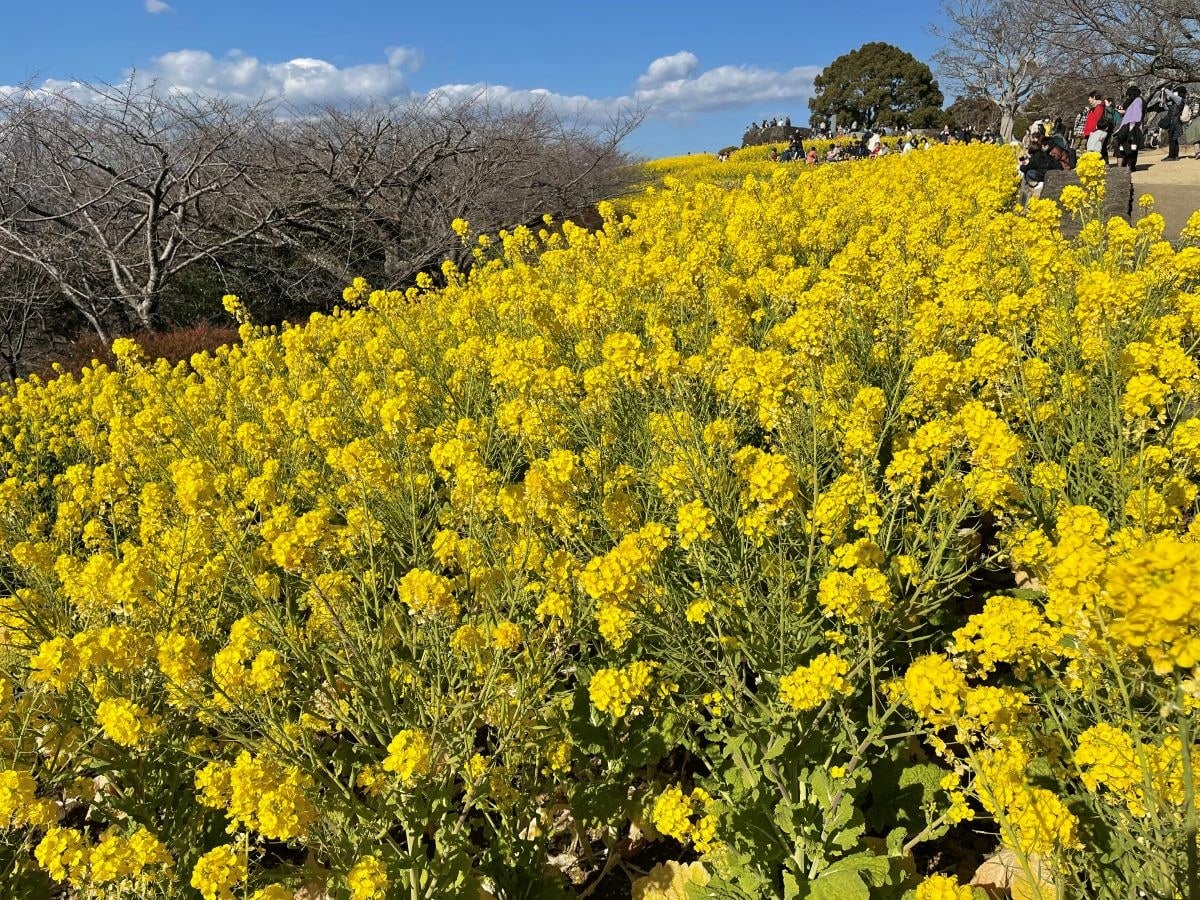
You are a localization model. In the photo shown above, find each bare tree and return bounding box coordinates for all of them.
[933,0,1069,141]
[945,90,1003,131]
[240,94,641,294]
[0,258,65,380]
[0,80,642,348]
[934,1,1200,142]
[1044,0,1200,85]
[0,79,283,338]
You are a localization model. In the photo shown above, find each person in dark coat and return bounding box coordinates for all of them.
[1161,86,1187,161]
[1114,85,1144,169]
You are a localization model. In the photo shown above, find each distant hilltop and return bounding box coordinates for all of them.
[742,124,812,148]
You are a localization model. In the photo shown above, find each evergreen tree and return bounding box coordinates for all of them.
[809,42,945,129]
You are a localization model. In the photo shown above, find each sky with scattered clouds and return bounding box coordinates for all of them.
[0,0,945,156]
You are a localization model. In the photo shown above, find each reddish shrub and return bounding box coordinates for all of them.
[38,324,240,380]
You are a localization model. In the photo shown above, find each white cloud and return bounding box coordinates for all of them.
[427,83,617,121]
[0,48,819,123]
[386,46,424,72]
[0,78,91,103]
[637,51,699,88]
[431,53,818,123]
[146,49,411,104]
[145,0,172,13]
[634,61,821,116]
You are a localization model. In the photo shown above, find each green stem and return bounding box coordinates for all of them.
[1181,708,1199,900]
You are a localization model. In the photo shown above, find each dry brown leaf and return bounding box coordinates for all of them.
[1013,569,1044,592]
[970,847,1057,899]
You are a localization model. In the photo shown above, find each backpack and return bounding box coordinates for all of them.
[1104,107,1121,130]
[1183,103,1194,123]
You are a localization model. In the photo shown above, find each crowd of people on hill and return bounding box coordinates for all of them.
[1019,83,1199,196]
[760,125,987,166]
[747,116,793,131]
[735,83,1199,185]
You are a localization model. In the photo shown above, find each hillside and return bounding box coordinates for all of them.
[1,146,1199,899]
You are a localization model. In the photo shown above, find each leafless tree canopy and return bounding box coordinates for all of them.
[1044,0,1200,84]
[0,80,642,372]
[933,0,1070,141]
[933,0,1200,140]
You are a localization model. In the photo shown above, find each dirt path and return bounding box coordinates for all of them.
[1131,147,1200,240]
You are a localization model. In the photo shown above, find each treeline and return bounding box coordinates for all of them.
[0,81,640,378]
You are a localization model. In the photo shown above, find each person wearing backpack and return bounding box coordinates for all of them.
[1182,94,1200,158]
[1101,97,1120,163]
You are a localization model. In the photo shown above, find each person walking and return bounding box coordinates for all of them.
[1114,86,1144,169]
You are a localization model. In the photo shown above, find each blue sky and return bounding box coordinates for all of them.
[0,0,947,156]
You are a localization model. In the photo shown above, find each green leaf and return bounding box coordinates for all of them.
[860,855,893,888]
[831,821,866,850]
[809,870,869,900]
[897,763,943,805]
[763,733,789,761]
[865,756,944,833]
[809,768,835,811]
[774,798,801,838]
[1008,588,1045,600]
[723,732,747,758]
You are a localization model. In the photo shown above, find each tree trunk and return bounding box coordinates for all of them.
[1000,106,1016,143]
[130,294,156,333]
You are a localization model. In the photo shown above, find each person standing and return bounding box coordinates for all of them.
[1183,95,1200,158]
[1114,86,1144,169]
[1161,86,1186,161]
[1101,97,1119,163]
[1082,92,1107,154]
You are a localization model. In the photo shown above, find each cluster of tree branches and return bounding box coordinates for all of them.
[0,80,641,376]
[934,0,1200,140]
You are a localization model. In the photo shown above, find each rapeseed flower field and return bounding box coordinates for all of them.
[1,144,1200,898]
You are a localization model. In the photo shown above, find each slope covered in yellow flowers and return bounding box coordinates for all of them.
[2,145,1200,899]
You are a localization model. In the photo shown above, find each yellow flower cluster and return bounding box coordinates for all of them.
[650,785,718,854]
[914,873,974,900]
[1075,723,1184,817]
[589,661,655,719]
[779,653,852,711]
[382,729,435,785]
[347,854,390,900]
[0,143,1197,894]
[1103,534,1200,671]
[0,769,58,829]
[195,751,316,840]
[35,825,172,889]
[190,843,246,900]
